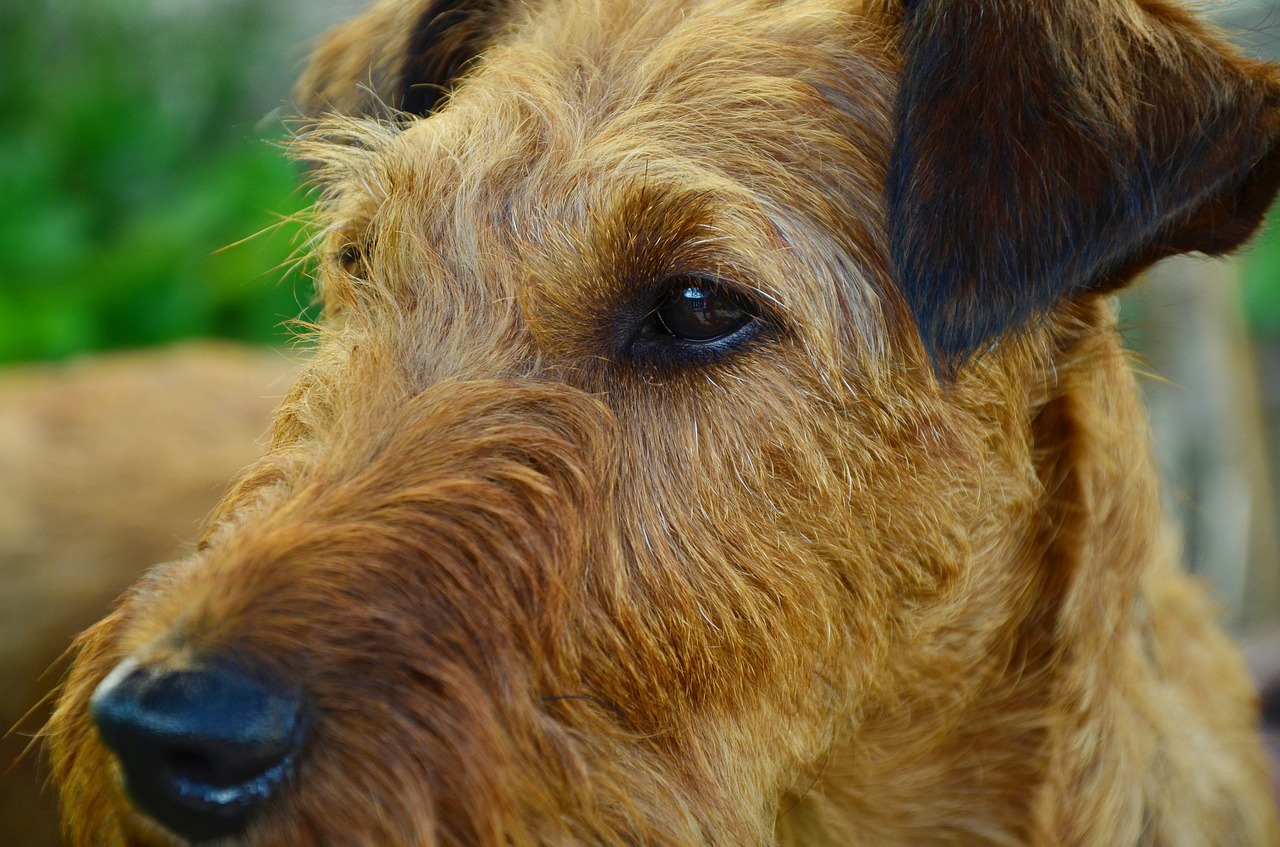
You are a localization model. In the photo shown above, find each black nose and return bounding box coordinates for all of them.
[90,656,309,843]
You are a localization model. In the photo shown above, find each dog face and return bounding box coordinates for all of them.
[49,1,1280,845]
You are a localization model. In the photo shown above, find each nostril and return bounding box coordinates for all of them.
[166,745,268,787]
[90,655,310,842]
[168,747,214,781]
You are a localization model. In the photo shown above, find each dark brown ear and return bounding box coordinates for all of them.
[888,0,1280,375]
[295,0,504,121]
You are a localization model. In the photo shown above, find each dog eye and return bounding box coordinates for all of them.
[651,279,757,343]
[337,243,364,275]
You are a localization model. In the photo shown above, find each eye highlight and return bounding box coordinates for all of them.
[650,278,758,343]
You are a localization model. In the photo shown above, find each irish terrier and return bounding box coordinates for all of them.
[45,0,1280,844]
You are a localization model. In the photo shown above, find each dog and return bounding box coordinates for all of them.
[45,0,1280,843]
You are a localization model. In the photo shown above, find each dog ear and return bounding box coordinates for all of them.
[295,0,503,121]
[888,0,1280,375]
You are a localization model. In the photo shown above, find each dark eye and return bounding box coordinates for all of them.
[651,279,757,343]
[337,243,363,275]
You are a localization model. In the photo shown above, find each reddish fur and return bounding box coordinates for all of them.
[46,0,1280,844]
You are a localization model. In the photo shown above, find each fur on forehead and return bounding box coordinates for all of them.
[292,117,889,378]
[294,0,903,366]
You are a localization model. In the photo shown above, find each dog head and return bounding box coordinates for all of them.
[49,1,1280,844]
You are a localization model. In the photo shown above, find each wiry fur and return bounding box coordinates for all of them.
[46,0,1280,844]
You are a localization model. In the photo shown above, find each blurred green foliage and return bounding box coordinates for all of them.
[1244,217,1280,338]
[0,0,316,364]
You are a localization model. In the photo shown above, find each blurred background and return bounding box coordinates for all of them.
[0,0,347,362]
[3,0,1280,842]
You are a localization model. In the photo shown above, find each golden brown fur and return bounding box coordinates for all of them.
[45,0,1280,844]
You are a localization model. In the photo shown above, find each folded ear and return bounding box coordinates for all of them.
[888,0,1280,375]
[295,0,503,121]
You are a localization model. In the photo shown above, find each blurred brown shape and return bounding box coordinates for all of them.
[0,343,298,847]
